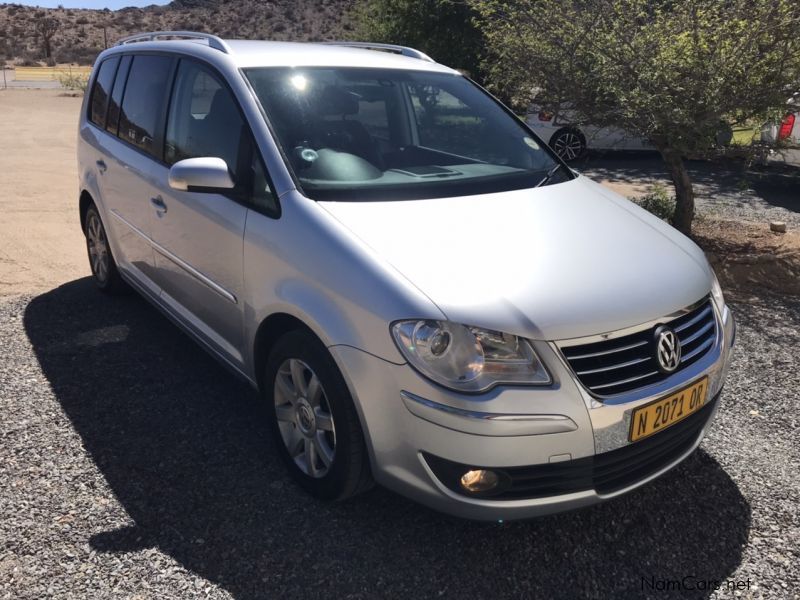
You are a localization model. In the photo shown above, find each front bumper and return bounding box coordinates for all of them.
[329,303,735,521]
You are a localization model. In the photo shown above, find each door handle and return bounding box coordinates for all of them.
[96,159,107,173]
[150,196,167,215]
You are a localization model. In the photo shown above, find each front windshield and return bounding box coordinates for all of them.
[245,67,571,201]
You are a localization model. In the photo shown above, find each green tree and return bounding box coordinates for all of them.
[350,0,485,78]
[470,0,800,234]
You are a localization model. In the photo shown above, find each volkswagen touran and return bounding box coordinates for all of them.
[78,33,735,520]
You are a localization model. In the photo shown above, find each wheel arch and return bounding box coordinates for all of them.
[252,312,318,393]
[251,310,378,473]
[79,190,95,233]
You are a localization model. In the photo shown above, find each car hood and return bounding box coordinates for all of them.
[318,176,712,341]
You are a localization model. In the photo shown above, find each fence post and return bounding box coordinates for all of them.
[2,68,6,89]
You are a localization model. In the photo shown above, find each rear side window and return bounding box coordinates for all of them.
[89,56,119,128]
[106,55,131,136]
[118,55,173,157]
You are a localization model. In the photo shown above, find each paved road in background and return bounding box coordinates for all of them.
[1,69,64,89]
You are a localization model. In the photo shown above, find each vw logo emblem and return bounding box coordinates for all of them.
[654,326,682,373]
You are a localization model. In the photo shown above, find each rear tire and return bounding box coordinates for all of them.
[263,329,373,500]
[84,204,126,294]
[550,128,587,161]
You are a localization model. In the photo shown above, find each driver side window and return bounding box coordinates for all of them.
[165,62,244,172]
[165,60,278,215]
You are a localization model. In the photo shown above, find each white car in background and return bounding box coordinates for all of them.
[761,95,799,146]
[525,105,654,161]
[525,105,747,161]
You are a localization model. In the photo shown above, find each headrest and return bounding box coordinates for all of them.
[313,86,359,116]
[207,88,235,120]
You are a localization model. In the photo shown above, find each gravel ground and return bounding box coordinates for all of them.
[581,154,800,228]
[1,281,799,600]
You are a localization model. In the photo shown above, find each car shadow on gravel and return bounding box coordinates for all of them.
[24,278,752,600]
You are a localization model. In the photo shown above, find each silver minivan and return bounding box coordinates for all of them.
[78,32,735,521]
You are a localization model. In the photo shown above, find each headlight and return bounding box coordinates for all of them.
[710,271,726,310]
[391,320,551,393]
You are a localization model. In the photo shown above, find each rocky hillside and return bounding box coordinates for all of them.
[0,0,355,65]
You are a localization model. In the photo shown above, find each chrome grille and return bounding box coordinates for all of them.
[560,298,717,397]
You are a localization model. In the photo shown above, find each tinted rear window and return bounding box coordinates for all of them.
[89,57,119,128]
[106,55,131,136]
[118,55,173,157]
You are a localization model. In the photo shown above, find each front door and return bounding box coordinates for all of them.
[150,60,253,367]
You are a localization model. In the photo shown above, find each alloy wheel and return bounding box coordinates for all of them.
[274,358,337,478]
[553,132,584,161]
[86,212,109,283]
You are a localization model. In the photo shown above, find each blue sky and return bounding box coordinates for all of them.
[1,0,169,8]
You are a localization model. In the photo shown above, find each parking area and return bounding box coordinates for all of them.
[3,283,799,598]
[1,87,798,599]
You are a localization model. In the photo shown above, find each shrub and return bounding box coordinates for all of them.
[57,70,89,92]
[58,45,101,65]
[631,184,676,221]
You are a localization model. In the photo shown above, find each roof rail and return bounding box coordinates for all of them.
[322,42,434,62]
[116,31,232,54]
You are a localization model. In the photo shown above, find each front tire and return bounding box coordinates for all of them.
[263,330,372,500]
[84,204,126,293]
[550,128,587,161]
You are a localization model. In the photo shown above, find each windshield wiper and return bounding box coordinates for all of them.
[535,163,566,188]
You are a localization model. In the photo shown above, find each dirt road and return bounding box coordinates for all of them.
[0,89,87,296]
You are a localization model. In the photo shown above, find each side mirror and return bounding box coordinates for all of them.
[168,157,235,192]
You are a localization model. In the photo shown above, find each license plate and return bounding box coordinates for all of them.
[628,377,708,442]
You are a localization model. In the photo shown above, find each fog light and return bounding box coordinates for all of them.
[460,469,500,493]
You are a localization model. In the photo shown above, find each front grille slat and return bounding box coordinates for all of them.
[680,337,714,363]
[559,298,717,397]
[674,305,713,332]
[590,370,660,391]
[575,355,651,376]
[567,339,648,360]
[679,320,714,346]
